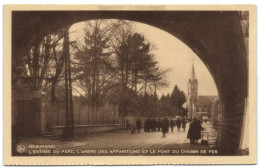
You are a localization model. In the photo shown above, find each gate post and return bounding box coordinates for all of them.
[33,91,46,135]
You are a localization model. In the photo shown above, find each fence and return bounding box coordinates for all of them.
[43,101,119,127]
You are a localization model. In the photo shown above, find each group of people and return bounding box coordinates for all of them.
[161,118,187,137]
[135,118,187,136]
[144,118,157,132]
[134,117,205,144]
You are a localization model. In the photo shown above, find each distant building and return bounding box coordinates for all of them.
[187,63,217,120]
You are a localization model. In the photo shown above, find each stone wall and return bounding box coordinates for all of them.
[217,11,249,155]
[218,97,245,155]
[14,89,46,136]
[211,98,220,130]
[52,124,120,136]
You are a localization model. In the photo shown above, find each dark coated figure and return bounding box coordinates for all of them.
[187,118,204,144]
[146,118,151,132]
[152,118,157,131]
[176,118,181,132]
[144,119,148,132]
[182,119,186,132]
[170,119,174,132]
[157,118,162,131]
[162,118,168,137]
[136,119,141,133]
[166,118,170,132]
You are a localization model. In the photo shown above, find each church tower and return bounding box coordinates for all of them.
[187,62,198,120]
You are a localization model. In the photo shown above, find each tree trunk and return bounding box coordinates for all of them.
[144,80,147,95]
[87,105,90,125]
[78,104,81,125]
[50,78,57,105]
[134,70,138,92]
[37,35,51,91]
[67,31,74,136]
[32,41,40,90]
[63,26,69,138]
[56,101,59,126]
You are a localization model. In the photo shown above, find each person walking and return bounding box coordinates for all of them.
[162,118,168,137]
[144,119,148,132]
[170,119,174,132]
[182,119,186,132]
[157,118,162,131]
[166,118,169,132]
[147,118,151,132]
[176,118,181,132]
[136,119,141,133]
[187,118,204,144]
[152,118,156,131]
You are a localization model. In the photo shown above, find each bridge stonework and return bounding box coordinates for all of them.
[218,97,246,155]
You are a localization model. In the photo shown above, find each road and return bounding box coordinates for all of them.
[17,122,218,156]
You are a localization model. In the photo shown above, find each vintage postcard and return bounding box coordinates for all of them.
[4,5,256,165]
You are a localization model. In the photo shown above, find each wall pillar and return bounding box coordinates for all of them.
[33,91,46,135]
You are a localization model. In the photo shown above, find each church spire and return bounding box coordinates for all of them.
[191,61,196,81]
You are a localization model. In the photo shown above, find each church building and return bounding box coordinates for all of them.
[187,63,217,121]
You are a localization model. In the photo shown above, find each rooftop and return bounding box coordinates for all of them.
[194,96,218,107]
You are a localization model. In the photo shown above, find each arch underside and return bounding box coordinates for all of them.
[12,11,248,155]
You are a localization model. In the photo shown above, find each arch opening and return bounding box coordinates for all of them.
[11,11,248,156]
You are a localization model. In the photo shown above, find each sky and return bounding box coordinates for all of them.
[70,20,218,97]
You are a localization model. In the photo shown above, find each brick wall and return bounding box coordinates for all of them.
[218,96,245,155]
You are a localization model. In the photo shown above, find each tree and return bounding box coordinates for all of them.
[43,29,66,104]
[170,85,186,116]
[157,85,186,117]
[171,85,186,109]
[22,35,51,91]
[115,32,164,117]
[72,20,169,118]
[16,28,67,99]
[73,20,124,123]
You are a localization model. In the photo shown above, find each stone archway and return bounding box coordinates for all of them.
[12,10,248,155]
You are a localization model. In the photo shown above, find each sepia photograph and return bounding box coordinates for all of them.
[3,4,256,165]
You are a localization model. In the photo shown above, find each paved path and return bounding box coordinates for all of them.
[17,122,218,156]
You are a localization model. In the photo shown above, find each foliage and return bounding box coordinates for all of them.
[72,20,168,117]
[14,19,174,120]
[158,85,187,117]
